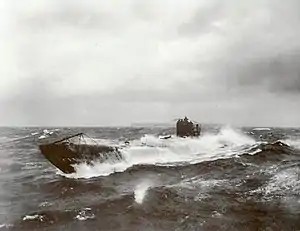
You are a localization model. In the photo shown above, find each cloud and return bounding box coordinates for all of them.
[1,0,300,126]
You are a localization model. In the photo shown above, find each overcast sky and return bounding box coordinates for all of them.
[1,0,300,127]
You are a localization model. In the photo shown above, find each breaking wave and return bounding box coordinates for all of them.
[284,138,300,150]
[60,127,257,179]
[250,166,300,205]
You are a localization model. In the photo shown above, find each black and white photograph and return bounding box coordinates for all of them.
[0,0,300,230]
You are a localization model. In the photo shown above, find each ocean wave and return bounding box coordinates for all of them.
[60,126,257,179]
[252,127,271,131]
[250,166,300,201]
[284,138,300,150]
[0,223,13,229]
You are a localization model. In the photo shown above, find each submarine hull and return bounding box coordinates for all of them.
[38,133,123,174]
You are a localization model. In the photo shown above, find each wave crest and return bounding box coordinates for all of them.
[60,126,256,179]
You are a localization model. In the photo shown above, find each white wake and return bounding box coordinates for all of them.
[60,126,256,179]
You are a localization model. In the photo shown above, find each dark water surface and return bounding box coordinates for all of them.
[0,126,300,231]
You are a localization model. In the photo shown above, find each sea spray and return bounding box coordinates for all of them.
[59,126,256,179]
[134,180,153,204]
[284,138,300,150]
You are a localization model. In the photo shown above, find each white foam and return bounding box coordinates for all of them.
[63,162,130,178]
[23,214,44,221]
[61,126,256,179]
[253,128,271,131]
[38,135,47,139]
[265,168,300,195]
[172,177,228,193]
[38,128,60,140]
[251,167,300,198]
[0,223,13,228]
[284,139,300,149]
[75,208,95,221]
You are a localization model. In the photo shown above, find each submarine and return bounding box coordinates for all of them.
[176,116,201,137]
[38,117,201,174]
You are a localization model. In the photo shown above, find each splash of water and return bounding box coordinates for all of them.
[60,126,256,179]
[284,138,300,149]
[134,180,153,204]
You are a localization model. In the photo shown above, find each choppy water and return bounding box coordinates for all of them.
[0,125,300,231]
